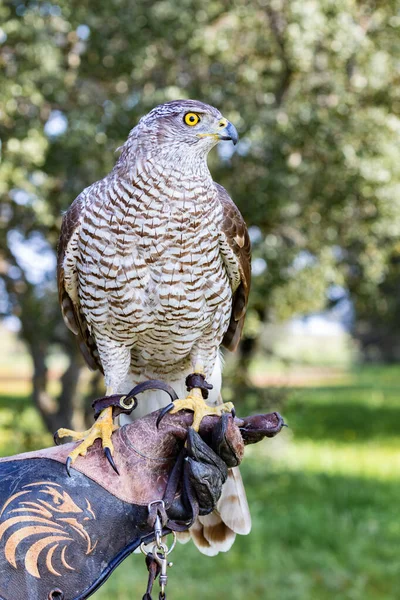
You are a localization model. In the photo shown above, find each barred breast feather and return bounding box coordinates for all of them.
[58,162,250,386]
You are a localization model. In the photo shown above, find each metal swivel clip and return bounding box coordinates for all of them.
[141,502,176,600]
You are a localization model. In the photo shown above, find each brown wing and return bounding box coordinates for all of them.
[215,183,251,352]
[57,194,103,372]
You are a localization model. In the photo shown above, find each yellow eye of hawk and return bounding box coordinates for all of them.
[184,112,200,126]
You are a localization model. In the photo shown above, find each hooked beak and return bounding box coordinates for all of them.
[197,118,239,146]
[217,119,239,145]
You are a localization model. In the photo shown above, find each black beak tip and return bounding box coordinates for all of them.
[227,122,239,146]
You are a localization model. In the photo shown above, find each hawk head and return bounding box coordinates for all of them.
[0,481,97,579]
[126,99,238,159]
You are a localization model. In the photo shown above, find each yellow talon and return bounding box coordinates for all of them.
[55,407,118,472]
[169,387,234,431]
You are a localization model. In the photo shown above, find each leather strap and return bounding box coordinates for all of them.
[92,380,179,419]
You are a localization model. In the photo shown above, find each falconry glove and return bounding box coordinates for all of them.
[0,408,284,600]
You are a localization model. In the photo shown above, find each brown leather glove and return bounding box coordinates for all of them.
[0,407,284,600]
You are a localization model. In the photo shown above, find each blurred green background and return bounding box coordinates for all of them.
[2,0,400,598]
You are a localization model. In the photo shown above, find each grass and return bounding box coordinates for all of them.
[1,365,400,598]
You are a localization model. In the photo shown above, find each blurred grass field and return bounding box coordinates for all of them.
[1,361,400,599]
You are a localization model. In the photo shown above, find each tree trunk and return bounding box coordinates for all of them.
[84,371,104,428]
[234,336,257,387]
[28,340,82,433]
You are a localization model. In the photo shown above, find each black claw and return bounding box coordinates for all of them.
[156,403,175,428]
[282,422,289,428]
[66,456,72,477]
[104,447,119,475]
[53,431,60,446]
[231,407,236,419]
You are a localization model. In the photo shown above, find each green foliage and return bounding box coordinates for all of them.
[0,393,52,455]
[1,0,400,335]
[2,365,399,599]
[95,365,400,599]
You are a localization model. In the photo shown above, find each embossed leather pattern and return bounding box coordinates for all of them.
[0,409,284,600]
[0,459,150,600]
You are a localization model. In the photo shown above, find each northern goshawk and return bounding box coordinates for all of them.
[57,100,251,554]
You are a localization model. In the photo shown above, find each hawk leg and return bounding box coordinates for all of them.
[157,368,234,431]
[54,405,119,476]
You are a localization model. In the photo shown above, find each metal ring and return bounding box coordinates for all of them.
[139,531,177,556]
[167,531,177,554]
[48,590,64,600]
[140,541,149,556]
[154,531,177,555]
[119,396,135,409]
[152,542,168,559]
[148,499,165,510]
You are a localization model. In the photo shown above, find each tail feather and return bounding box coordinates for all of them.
[187,466,251,555]
[175,530,191,544]
[188,516,236,557]
[217,466,251,535]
